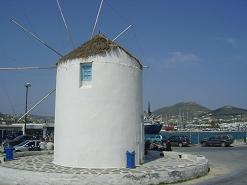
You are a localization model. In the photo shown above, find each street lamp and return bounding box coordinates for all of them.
[24,82,31,135]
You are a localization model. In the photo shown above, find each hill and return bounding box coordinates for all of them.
[209,106,247,118]
[28,114,54,122]
[0,113,54,124]
[153,102,210,119]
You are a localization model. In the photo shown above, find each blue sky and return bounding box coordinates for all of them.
[0,0,247,116]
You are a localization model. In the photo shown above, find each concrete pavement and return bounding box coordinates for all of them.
[0,150,209,185]
[172,143,247,185]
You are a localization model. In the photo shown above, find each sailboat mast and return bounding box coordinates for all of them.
[148,101,151,117]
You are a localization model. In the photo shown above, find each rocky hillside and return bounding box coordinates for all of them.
[0,113,54,124]
[153,102,210,119]
[208,106,247,118]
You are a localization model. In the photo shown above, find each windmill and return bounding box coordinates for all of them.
[1,0,134,122]
[1,0,145,168]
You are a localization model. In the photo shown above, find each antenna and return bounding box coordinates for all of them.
[91,0,104,39]
[112,24,132,41]
[17,89,56,123]
[0,66,56,70]
[56,0,75,49]
[10,18,63,57]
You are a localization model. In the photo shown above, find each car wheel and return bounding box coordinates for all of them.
[178,143,183,147]
[201,142,206,147]
[221,142,226,147]
[162,141,166,147]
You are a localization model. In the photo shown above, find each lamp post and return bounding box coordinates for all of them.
[24,82,31,135]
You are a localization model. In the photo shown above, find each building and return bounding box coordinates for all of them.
[54,35,144,168]
[0,122,54,143]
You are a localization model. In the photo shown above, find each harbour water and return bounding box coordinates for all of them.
[160,131,247,144]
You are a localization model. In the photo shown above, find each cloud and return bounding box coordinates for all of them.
[144,52,200,70]
[164,51,200,66]
[217,37,237,47]
[225,38,237,46]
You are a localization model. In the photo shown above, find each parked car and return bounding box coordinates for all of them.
[167,135,191,147]
[2,135,36,148]
[200,134,234,147]
[144,134,163,144]
[13,140,40,152]
[160,133,167,143]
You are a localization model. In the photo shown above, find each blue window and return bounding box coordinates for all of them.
[80,63,92,81]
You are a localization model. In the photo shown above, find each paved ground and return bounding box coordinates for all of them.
[172,143,247,185]
[1,143,245,185]
[0,151,208,185]
[1,152,194,175]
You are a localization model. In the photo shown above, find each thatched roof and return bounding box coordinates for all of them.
[58,35,142,69]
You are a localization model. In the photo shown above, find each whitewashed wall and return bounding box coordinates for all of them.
[54,48,143,168]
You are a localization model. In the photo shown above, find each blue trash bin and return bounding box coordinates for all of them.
[4,147,14,161]
[126,151,135,168]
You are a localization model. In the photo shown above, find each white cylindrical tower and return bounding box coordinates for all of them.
[54,35,143,168]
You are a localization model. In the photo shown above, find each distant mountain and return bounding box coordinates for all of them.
[29,114,54,121]
[153,102,210,118]
[209,106,247,118]
[0,113,54,123]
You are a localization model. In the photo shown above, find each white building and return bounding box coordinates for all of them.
[54,35,144,168]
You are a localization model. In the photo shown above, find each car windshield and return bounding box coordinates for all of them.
[222,135,228,139]
[228,135,234,139]
[209,136,215,140]
[15,140,29,147]
[7,135,22,142]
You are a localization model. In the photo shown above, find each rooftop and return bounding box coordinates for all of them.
[58,35,142,69]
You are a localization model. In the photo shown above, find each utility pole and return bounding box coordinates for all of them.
[24,83,31,135]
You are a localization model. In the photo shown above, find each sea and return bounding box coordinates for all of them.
[160,131,247,144]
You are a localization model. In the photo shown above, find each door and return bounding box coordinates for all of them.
[170,136,179,146]
[208,136,216,146]
[25,141,35,151]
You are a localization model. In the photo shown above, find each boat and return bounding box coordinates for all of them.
[144,122,163,135]
[161,125,178,131]
[143,101,163,134]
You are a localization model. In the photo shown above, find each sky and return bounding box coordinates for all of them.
[0,0,247,116]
